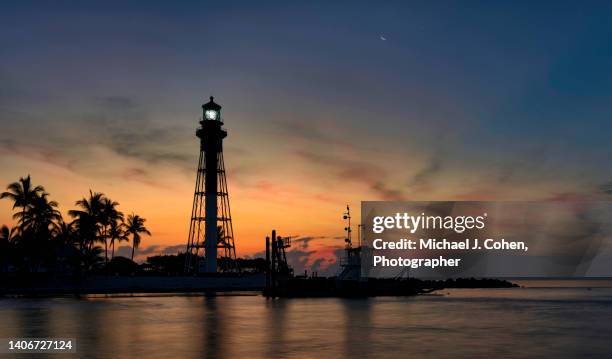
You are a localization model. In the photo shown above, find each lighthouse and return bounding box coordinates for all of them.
[185,97,237,274]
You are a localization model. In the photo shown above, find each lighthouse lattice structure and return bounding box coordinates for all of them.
[185,97,237,274]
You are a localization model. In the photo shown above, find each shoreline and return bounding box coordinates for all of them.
[0,273,266,296]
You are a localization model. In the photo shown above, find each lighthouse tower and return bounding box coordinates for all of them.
[185,97,237,274]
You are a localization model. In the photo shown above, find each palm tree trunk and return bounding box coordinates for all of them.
[104,229,108,263]
[131,244,135,261]
[111,240,115,259]
[21,204,27,234]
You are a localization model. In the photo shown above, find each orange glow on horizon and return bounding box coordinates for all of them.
[0,143,355,263]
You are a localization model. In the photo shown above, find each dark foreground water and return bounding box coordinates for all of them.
[1,280,611,358]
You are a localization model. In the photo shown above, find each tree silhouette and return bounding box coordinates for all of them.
[126,214,151,261]
[100,198,123,263]
[53,219,75,247]
[109,219,128,259]
[1,175,45,231]
[0,175,44,209]
[20,193,62,271]
[14,193,61,234]
[1,177,63,271]
[217,225,231,245]
[1,177,151,273]
[68,191,105,251]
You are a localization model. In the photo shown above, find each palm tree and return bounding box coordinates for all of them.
[68,190,105,250]
[0,175,45,229]
[126,214,151,261]
[49,219,80,273]
[217,225,230,245]
[12,193,62,271]
[15,193,62,235]
[100,198,123,263]
[53,219,75,247]
[109,219,128,259]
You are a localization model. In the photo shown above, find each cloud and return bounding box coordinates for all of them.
[369,182,404,201]
[286,237,344,276]
[1,93,196,183]
[309,258,325,273]
[493,144,552,185]
[269,120,408,201]
[272,120,356,150]
[600,181,612,195]
[296,150,405,200]
[87,96,194,167]
[114,246,133,259]
[292,235,326,249]
[407,152,443,188]
[158,244,185,254]
[109,127,192,165]
[96,96,137,111]
[244,236,344,276]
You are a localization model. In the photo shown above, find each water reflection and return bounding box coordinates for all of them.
[0,286,611,358]
[16,300,51,339]
[265,299,288,358]
[342,299,373,359]
[203,296,224,359]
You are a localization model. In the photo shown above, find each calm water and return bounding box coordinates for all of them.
[1,280,611,358]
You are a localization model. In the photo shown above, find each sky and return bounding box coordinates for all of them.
[2,1,612,274]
